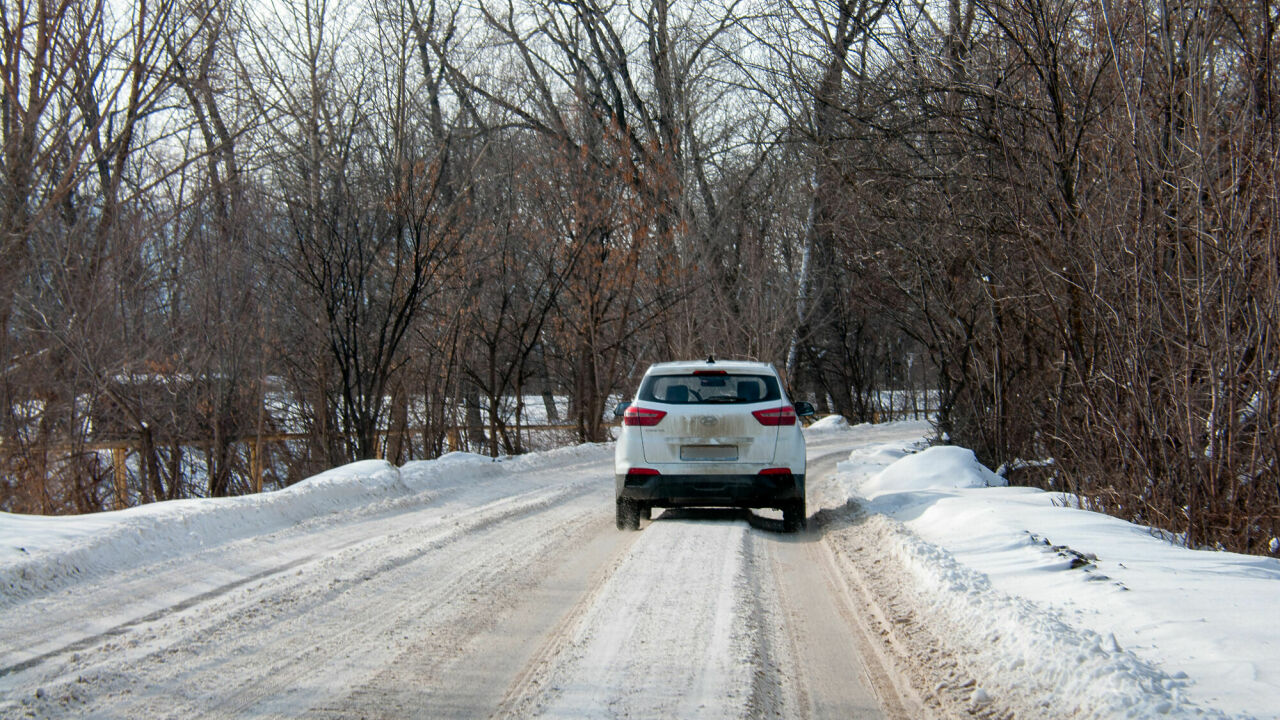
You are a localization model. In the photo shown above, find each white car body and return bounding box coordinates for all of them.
[613,359,812,531]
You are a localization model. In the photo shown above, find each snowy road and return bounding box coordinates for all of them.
[0,436,933,719]
[7,423,1276,719]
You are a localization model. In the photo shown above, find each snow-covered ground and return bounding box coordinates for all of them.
[0,446,604,607]
[2,420,1277,718]
[823,420,1279,719]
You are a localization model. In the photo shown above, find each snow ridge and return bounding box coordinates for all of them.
[878,515,1222,718]
[0,461,408,607]
[0,443,613,607]
[828,422,1272,719]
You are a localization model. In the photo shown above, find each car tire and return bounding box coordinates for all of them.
[783,500,805,533]
[616,499,640,531]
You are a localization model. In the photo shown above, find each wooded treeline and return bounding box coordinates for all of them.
[2,0,1276,554]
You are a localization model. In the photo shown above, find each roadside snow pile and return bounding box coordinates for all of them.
[847,442,909,462]
[875,514,1215,718]
[804,414,851,432]
[838,427,1280,719]
[861,445,1006,494]
[0,444,613,606]
[498,441,613,473]
[0,460,406,605]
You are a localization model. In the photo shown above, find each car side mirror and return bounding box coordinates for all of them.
[613,401,632,418]
[793,401,815,417]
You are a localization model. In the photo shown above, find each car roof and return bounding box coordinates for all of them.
[643,359,779,375]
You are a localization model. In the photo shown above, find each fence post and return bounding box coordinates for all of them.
[112,447,128,510]
[249,439,263,494]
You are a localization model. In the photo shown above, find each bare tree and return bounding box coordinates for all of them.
[249,0,468,461]
[2,0,212,511]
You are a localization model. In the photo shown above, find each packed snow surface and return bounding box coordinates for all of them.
[532,520,756,718]
[2,422,1278,718]
[0,446,605,605]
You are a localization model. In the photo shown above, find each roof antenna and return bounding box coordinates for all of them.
[706,354,715,363]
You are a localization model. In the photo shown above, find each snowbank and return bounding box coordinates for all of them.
[837,429,1280,719]
[860,445,1006,495]
[0,444,612,606]
[804,414,851,432]
[0,461,407,605]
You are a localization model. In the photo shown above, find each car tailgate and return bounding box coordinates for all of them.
[640,404,779,465]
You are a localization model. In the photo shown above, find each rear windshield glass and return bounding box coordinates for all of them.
[638,373,781,404]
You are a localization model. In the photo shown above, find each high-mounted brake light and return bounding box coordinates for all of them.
[623,405,667,426]
[693,370,726,375]
[752,406,797,426]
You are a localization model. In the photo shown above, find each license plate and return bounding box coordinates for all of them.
[680,445,738,461]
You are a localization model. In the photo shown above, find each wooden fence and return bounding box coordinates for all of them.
[1,424,606,510]
[7,406,925,509]
[18,425,596,509]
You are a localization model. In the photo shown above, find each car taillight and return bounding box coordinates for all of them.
[628,468,660,476]
[623,405,667,426]
[759,468,791,475]
[752,406,797,426]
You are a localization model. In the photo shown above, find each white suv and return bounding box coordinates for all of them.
[613,358,815,532]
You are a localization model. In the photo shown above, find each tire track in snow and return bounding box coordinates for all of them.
[0,553,317,679]
[0,476,610,718]
[516,514,759,719]
[0,452,612,681]
[3,433,1013,719]
[496,446,915,720]
[186,483,602,719]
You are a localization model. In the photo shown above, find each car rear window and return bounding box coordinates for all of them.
[638,373,781,404]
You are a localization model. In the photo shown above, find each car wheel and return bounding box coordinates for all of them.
[783,500,805,533]
[616,499,640,531]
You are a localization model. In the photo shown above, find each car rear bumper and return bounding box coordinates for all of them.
[616,472,804,507]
